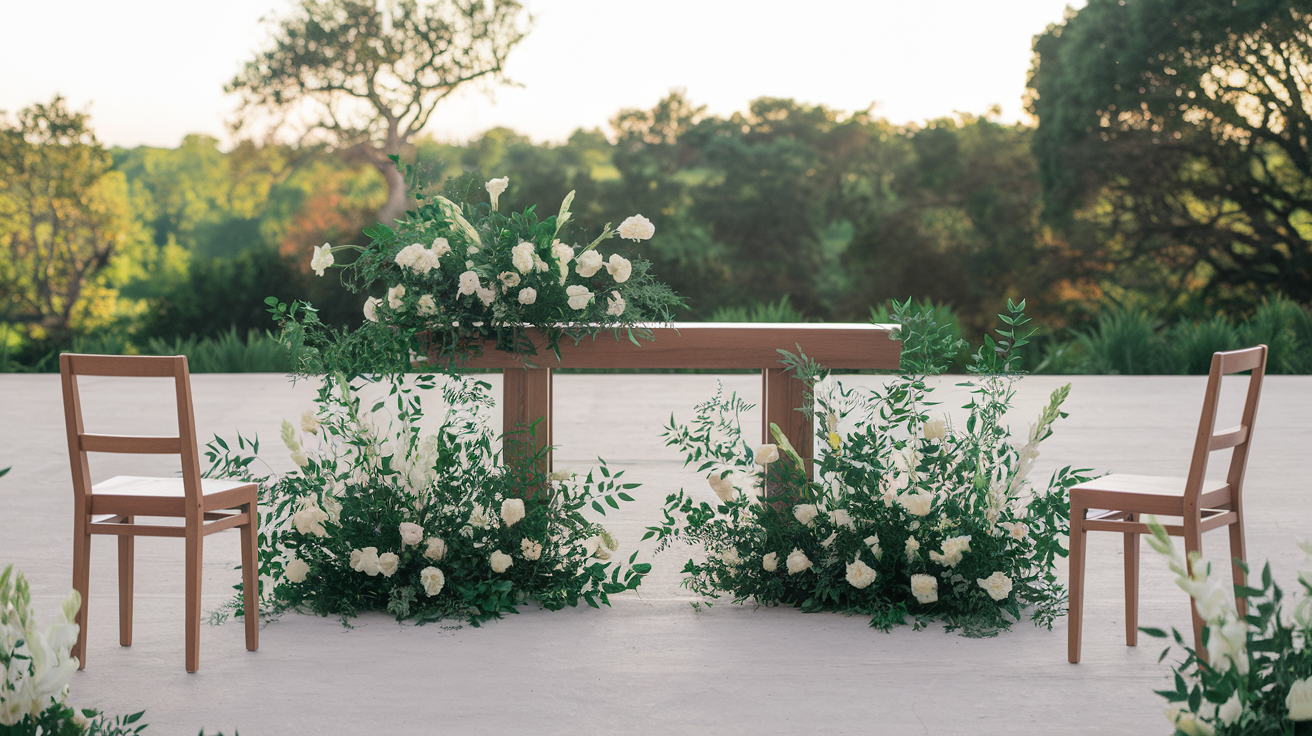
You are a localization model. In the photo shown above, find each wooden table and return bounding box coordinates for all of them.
[459,323,902,474]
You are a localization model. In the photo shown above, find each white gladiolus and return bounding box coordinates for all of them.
[423,537,447,562]
[363,296,381,322]
[311,243,334,276]
[923,418,946,441]
[0,567,81,727]
[420,567,445,596]
[490,550,514,573]
[1164,706,1216,736]
[617,214,655,241]
[999,521,1028,540]
[521,538,543,561]
[1217,692,1242,726]
[300,409,320,434]
[485,176,509,210]
[518,287,537,305]
[905,536,920,562]
[708,472,736,502]
[605,254,632,283]
[501,498,526,527]
[910,573,938,604]
[566,285,593,310]
[284,558,310,583]
[762,552,778,572]
[575,250,604,277]
[786,548,812,575]
[829,509,856,530]
[865,534,883,559]
[845,559,877,589]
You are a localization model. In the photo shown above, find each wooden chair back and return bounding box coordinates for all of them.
[59,354,205,517]
[1183,345,1267,515]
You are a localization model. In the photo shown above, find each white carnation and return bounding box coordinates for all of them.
[476,285,497,307]
[786,548,812,575]
[521,538,543,561]
[566,284,593,310]
[617,214,655,241]
[845,559,877,589]
[605,254,632,283]
[490,550,514,573]
[575,250,604,277]
[900,491,933,517]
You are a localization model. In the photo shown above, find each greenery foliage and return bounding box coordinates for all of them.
[204,372,648,625]
[645,300,1088,635]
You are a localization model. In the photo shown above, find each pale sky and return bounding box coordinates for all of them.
[0,0,1084,150]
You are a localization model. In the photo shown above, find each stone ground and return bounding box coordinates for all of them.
[2,371,1311,735]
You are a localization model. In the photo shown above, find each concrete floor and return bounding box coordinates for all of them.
[2,372,1311,735]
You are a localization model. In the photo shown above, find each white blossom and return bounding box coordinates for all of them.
[364,297,381,322]
[762,552,778,572]
[977,571,1013,601]
[285,558,310,583]
[512,242,536,274]
[518,287,537,305]
[458,271,480,297]
[490,550,514,573]
[521,538,542,561]
[420,567,445,596]
[575,250,604,277]
[910,573,938,604]
[845,559,877,589]
[566,285,592,310]
[485,177,509,210]
[606,291,626,316]
[786,548,812,575]
[617,214,655,241]
[501,498,526,527]
[605,254,632,283]
[311,243,334,276]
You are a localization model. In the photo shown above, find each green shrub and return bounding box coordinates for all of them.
[144,328,299,373]
[1169,315,1241,375]
[708,294,807,323]
[1073,307,1170,374]
[1238,295,1312,374]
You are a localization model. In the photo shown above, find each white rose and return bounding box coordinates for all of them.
[829,509,855,530]
[521,538,543,561]
[430,237,451,257]
[285,558,310,583]
[793,504,818,527]
[350,547,381,576]
[900,491,933,517]
[423,536,447,562]
[575,250,604,277]
[420,566,445,596]
[549,468,573,481]
[395,243,431,274]
[399,522,424,547]
[923,418,946,441]
[490,550,514,573]
[363,296,381,322]
[311,243,334,276]
[977,571,1013,601]
[786,548,812,575]
[762,551,778,572]
[512,242,536,274]
[476,285,497,307]
[551,240,574,265]
[754,444,779,465]
[720,547,743,567]
[293,503,330,538]
[485,176,509,210]
[518,287,537,305]
[606,291,626,316]
[566,284,593,310]
[499,271,521,288]
[929,535,972,568]
[533,254,548,272]
[387,284,406,310]
[845,559,877,589]
[417,294,438,316]
[377,552,399,578]
[865,534,883,560]
[617,214,655,241]
[501,498,526,527]
[300,409,320,434]
[605,254,632,283]
[911,574,938,604]
[458,270,480,297]
[905,536,920,562]
[708,472,736,503]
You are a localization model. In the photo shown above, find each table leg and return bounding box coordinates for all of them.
[503,367,553,481]
[762,368,813,481]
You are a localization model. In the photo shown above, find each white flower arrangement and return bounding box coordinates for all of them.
[0,567,80,727]
[647,301,1083,635]
[204,372,649,626]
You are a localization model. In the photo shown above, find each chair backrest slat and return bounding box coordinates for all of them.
[60,354,204,515]
[1183,345,1267,514]
[80,434,183,454]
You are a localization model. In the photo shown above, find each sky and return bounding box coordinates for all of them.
[0,0,1085,150]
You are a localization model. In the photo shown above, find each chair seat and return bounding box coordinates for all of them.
[88,475,257,517]
[1072,473,1231,517]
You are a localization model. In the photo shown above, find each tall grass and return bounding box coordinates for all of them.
[144,328,300,373]
[708,295,807,323]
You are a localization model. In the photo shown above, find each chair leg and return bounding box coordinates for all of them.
[240,507,259,652]
[118,518,134,647]
[1124,516,1139,647]
[72,520,91,670]
[1228,509,1249,621]
[1068,506,1087,663]
[185,531,203,673]
[1184,530,1207,661]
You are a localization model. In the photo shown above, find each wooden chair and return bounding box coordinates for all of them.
[1067,345,1267,663]
[60,354,259,673]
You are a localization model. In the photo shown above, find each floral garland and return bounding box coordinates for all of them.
[206,371,647,626]
[646,301,1085,635]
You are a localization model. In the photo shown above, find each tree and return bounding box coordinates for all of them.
[228,0,529,226]
[1030,0,1312,314]
[0,97,137,341]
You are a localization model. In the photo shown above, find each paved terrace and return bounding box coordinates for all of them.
[2,372,1310,735]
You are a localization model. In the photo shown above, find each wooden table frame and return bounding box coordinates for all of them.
[458,323,901,474]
